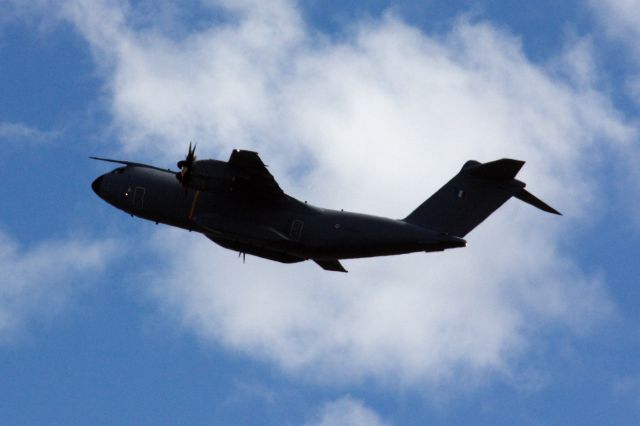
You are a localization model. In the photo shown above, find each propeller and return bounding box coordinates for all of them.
[176,143,197,188]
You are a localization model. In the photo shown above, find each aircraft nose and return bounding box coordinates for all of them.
[91,176,104,196]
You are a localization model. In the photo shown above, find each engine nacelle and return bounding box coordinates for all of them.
[177,159,250,192]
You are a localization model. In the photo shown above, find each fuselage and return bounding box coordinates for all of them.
[91,166,465,263]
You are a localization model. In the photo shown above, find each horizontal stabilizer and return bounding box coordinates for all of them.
[313,259,347,272]
[514,188,561,215]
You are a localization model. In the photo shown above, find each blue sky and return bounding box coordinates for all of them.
[1,0,639,424]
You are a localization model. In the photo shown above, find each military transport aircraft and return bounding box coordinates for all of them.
[91,146,560,272]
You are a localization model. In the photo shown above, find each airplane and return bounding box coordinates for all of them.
[91,146,560,272]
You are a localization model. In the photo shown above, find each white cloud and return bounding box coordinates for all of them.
[38,0,636,386]
[0,230,115,343]
[305,396,389,426]
[613,373,640,406]
[587,0,640,217]
[590,0,640,46]
[589,0,640,108]
[0,121,55,144]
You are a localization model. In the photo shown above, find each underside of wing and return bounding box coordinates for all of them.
[313,259,348,273]
[228,149,284,197]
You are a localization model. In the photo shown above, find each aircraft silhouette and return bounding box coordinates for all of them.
[91,146,560,272]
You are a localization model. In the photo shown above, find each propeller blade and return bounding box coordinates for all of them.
[176,143,197,189]
[187,142,197,162]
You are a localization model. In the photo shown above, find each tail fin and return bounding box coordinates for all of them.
[403,159,560,237]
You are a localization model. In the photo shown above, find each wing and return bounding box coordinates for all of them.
[228,149,284,197]
[90,157,169,172]
[313,259,348,273]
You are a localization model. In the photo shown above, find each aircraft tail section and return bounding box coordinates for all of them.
[403,159,560,237]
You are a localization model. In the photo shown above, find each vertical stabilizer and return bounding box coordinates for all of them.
[404,159,559,237]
